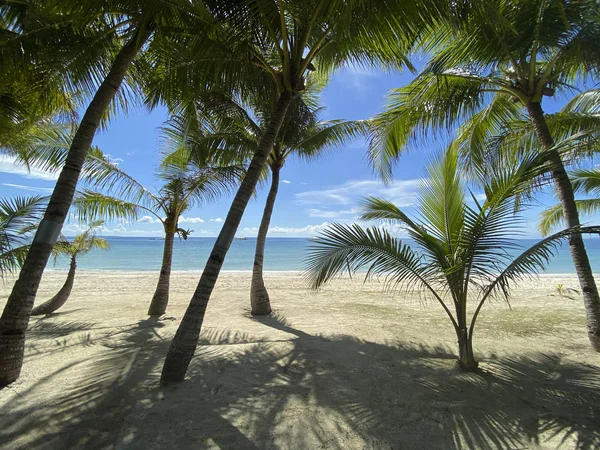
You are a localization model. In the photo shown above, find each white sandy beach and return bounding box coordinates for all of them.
[1,271,599,449]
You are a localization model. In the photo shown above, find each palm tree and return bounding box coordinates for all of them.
[255,113,369,314]
[305,147,600,371]
[369,0,600,350]
[160,0,451,384]
[0,196,47,279]
[31,221,109,316]
[0,0,221,385]
[73,147,241,317]
[188,89,369,314]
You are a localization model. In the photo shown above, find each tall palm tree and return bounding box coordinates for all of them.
[73,147,241,317]
[159,0,451,384]
[252,108,369,315]
[0,196,47,279]
[306,147,600,371]
[187,89,369,314]
[369,0,600,350]
[31,221,109,316]
[0,0,220,385]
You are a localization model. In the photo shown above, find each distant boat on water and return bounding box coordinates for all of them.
[235,237,248,240]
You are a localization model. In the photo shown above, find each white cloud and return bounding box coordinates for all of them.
[179,216,204,224]
[211,217,224,223]
[2,183,54,193]
[137,215,159,224]
[242,222,330,237]
[62,221,164,237]
[0,155,58,180]
[295,179,423,207]
[305,208,360,218]
[281,180,292,184]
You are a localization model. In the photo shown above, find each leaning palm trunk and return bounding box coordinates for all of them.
[31,256,77,316]
[250,164,281,315]
[526,101,600,350]
[148,230,175,316]
[0,28,152,386]
[160,91,294,384]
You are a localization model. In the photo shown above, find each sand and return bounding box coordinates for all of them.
[1,271,599,449]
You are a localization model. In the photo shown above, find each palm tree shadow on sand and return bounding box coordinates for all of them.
[1,313,599,449]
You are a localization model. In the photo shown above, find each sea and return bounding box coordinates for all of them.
[48,236,600,274]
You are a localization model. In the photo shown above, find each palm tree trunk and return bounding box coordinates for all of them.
[457,328,477,371]
[148,230,175,316]
[160,91,294,385]
[31,256,77,316]
[0,27,153,386]
[526,101,600,351]
[250,165,281,315]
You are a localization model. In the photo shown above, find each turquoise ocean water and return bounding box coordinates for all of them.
[49,236,600,273]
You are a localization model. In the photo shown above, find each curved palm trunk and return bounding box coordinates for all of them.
[160,91,294,384]
[0,28,152,386]
[250,165,281,315]
[526,101,600,351]
[31,256,77,316]
[148,230,175,316]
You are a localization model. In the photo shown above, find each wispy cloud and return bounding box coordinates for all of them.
[210,217,224,223]
[179,216,204,224]
[105,154,124,165]
[281,179,291,184]
[335,64,382,94]
[2,183,54,193]
[0,155,58,181]
[242,222,330,237]
[295,179,423,208]
[305,208,361,219]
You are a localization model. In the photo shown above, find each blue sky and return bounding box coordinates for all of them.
[0,64,596,238]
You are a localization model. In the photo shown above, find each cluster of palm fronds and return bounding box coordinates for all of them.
[0,196,47,277]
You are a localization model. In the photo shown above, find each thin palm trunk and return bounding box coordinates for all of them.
[0,27,152,386]
[526,101,600,351]
[160,91,294,384]
[455,302,477,371]
[31,256,77,316]
[457,328,477,371]
[250,164,281,315]
[148,229,175,316]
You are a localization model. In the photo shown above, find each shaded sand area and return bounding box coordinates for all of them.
[1,271,600,449]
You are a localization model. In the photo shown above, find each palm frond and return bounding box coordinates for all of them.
[291,119,371,161]
[369,73,494,181]
[539,199,600,236]
[71,190,153,224]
